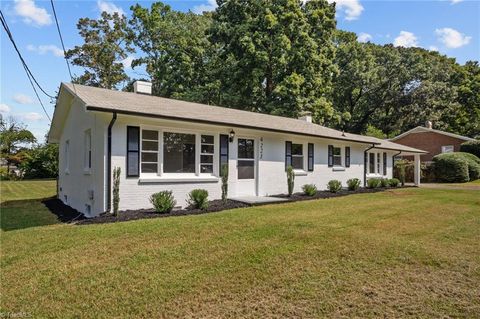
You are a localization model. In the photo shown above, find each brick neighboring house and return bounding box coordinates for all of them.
[390,121,476,163]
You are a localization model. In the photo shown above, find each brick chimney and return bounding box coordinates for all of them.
[298,111,312,123]
[425,120,432,129]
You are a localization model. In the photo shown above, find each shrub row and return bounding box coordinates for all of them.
[367,177,400,189]
[299,177,399,196]
[150,189,210,213]
[432,152,480,183]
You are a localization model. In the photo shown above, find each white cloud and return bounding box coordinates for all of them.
[13,93,34,105]
[429,45,439,51]
[19,112,43,121]
[14,0,52,27]
[357,32,372,43]
[193,0,217,14]
[393,31,419,48]
[97,0,125,16]
[435,27,471,48]
[0,103,11,113]
[27,44,64,57]
[120,55,135,69]
[328,0,364,21]
[450,0,463,4]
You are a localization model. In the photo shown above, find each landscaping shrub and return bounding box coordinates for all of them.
[380,178,390,188]
[346,178,361,191]
[286,165,295,196]
[389,178,400,187]
[187,189,209,210]
[432,153,469,183]
[367,178,381,189]
[302,184,317,196]
[394,159,409,186]
[150,191,176,213]
[461,152,480,180]
[460,140,480,158]
[112,167,121,216]
[327,180,342,193]
[221,164,228,203]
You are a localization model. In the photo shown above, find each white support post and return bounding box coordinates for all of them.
[414,154,421,186]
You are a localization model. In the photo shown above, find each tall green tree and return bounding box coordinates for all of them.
[0,116,36,174]
[209,0,337,122]
[19,143,59,179]
[66,11,132,89]
[453,61,480,138]
[127,2,213,97]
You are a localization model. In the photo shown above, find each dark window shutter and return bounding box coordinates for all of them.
[126,126,140,177]
[219,134,229,175]
[345,147,351,168]
[285,141,292,169]
[328,145,333,167]
[308,143,314,171]
[383,152,387,175]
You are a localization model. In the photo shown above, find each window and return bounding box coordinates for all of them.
[219,134,229,174]
[238,138,254,179]
[307,143,314,171]
[163,132,195,173]
[291,143,303,170]
[377,152,381,174]
[442,145,454,153]
[369,153,375,174]
[84,129,92,170]
[345,146,351,168]
[333,147,342,166]
[64,140,70,172]
[127,126,140,177]
[200,135,214,173]
[141,130,159,173]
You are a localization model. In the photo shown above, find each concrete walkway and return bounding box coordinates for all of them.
[420,183,480,191]
[231,196,289,205]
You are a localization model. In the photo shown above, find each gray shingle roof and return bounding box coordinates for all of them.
[59,83,426,154]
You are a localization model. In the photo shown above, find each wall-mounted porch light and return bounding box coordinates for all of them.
[229,130,235,142]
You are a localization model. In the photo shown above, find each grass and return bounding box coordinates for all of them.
[1,181,479,318]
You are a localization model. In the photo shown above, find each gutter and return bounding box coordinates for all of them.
[364,144,376,187]
[106,112,117,212]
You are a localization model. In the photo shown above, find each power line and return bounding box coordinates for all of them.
[0,10,56,100]
[0,11,52,122]
[50,0,76,93]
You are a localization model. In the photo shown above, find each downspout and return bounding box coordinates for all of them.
[107,112,117,212]
[364,144,376,187]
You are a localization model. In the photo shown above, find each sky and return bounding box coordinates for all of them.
[0,0,479,142]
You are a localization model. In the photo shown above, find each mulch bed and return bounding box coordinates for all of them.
[76,199,249,225]
[270,187,390,202]
[42,197,86,223]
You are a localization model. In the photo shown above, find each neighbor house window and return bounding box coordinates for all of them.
[369,153,375,174]
[333,147,342,166]
[238,138,254,179]
[64,140,70,172]
[141,130,159,173]
[84,129,91,170]
[200,135,214,173]
[442,145,454,153]
[163,132,195,173]
[291,143,304,170]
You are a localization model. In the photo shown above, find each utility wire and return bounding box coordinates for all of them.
[0,11,52,121]
[50,0,76,93]
[0,10,56,100]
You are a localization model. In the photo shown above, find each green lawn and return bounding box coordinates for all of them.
[1,181,479,318]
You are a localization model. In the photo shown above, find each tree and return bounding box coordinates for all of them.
[19,143,58,179]
[127,2,213,97]
[66,11,132,89]
[0,116,36,174]
[209,0,337,122]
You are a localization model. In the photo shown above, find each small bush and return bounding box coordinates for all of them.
[286,165,295,196]
[389,178,400,187]
[432,152,477,182]
[112,167,121,216]
[367,178,381,189]
[380,178,390,188]
[150,191,176,213]
[346,178,361,191]
[187,189,209,210]
[327,180,342,193]
[302,184,317,196]
[460,140,480,158]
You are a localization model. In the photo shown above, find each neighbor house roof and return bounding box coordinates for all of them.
[51,83,426,154]
[390,126,476,142]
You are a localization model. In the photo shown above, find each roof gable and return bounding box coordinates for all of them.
[391,126,475,142]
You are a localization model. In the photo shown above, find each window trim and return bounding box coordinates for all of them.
[291,143,304,170]
[141,129,160,175]
[333,146,342,167]
[84,129,92,172]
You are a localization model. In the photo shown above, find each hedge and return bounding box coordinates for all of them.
[432,152,480,182]
[460,140,480,158]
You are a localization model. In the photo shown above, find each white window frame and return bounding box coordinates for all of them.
[84,129,92,173]
[333,146,342,167]
[441,145,454,153]
[291,143,304,171]
[140,129,159,175]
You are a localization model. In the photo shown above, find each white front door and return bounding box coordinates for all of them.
[236,138,256,196]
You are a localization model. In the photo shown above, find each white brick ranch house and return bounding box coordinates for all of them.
[48,82,426,217]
